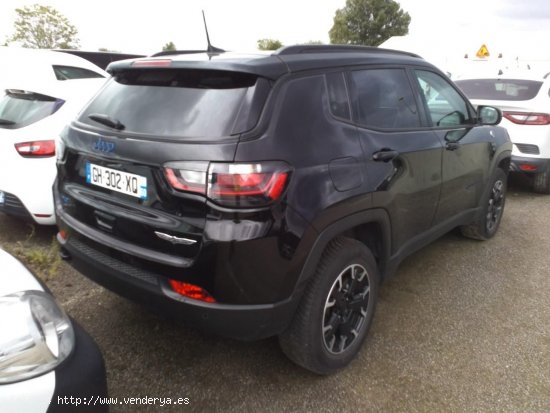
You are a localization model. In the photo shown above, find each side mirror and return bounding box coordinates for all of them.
[478,106,502,125]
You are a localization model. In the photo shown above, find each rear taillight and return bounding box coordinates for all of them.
[15,140,56,157]
[169,279,216,303]
[503,111,550,125]
[208,163,289,207]
[164,167,207,194]
[519,164,538,172]
[163,161,290,207]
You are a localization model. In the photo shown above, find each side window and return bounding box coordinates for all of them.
[350,68,420,129]
[53,65,105,80]
[325,72,351,120]
[415,70,472,127]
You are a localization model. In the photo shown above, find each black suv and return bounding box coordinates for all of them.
[54,45,512,374]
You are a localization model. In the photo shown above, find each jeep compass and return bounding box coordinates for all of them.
[55,45,512,374]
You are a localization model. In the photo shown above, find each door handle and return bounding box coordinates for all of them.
[372,149,399,162]
[446,141,460,151]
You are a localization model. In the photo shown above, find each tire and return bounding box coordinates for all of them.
[278,237,379,374]
[533,169,550,194]
[461,168,507,240]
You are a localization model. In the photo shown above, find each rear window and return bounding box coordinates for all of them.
[0,90,64,129]
[456,79,543,101]
[78,69,268,139]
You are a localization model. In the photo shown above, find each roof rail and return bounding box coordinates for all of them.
[274,44,420,58]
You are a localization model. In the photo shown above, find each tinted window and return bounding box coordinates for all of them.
[455,79,542,101]
[53,65,105,80]
[0,91,64,129]
[79,69,264,139]
[415,70,472,127]
[350,69,420,129]
[326,72,350,120]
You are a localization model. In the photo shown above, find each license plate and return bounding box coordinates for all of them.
[0,191,4,205]
[85,162,147,199]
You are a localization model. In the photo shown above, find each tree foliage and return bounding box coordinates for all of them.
[257,38,283,51]
[163,41,177,51]
[8,4,79,49]
[329,0,410,46]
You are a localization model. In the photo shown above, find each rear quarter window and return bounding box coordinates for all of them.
[325,72,351,120]
[53,65,105,80]
[456,79,543,101]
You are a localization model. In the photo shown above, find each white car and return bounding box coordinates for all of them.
[0,248,108,413]
[0,47,107,224]
[455,71,550,193]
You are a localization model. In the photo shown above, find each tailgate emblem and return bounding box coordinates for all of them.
[154,231,197,245]
[93,137,116,153]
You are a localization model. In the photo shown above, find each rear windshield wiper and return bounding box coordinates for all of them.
[0,118,15,125]
[88,113,125,130]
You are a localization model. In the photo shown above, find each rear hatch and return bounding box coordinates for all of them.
[57,66,271,261]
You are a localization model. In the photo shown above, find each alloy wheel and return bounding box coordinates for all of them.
[322,264,371,354]
[486,179,505,233]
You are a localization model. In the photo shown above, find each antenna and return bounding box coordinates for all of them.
[202,10,225,54]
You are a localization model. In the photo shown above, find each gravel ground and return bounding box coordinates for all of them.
[1,175,548,412]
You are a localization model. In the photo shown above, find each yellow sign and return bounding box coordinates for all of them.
[476,44,490,58]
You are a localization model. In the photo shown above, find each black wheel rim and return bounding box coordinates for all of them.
[486,179,505,233]
[322,264,370,354]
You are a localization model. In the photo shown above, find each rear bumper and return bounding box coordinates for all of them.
[0,156,56,225]
[57,231,298,341]
[510,155,550,174]
[0,191,33,220]
[0,189,55,224]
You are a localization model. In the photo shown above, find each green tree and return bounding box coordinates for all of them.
[257,38,283,51]
[329,0,410,46]
[8,4,79,49]
[163,41,176,51]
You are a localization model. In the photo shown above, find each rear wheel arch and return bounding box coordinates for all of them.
[293,209,391,299]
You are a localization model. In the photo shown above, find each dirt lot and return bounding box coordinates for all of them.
[1,175,549,412]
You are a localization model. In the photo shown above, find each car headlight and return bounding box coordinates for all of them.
[0,290,75,384]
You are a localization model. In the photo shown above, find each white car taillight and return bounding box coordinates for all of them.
[503,111,550,125]
[14,140,56,157]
